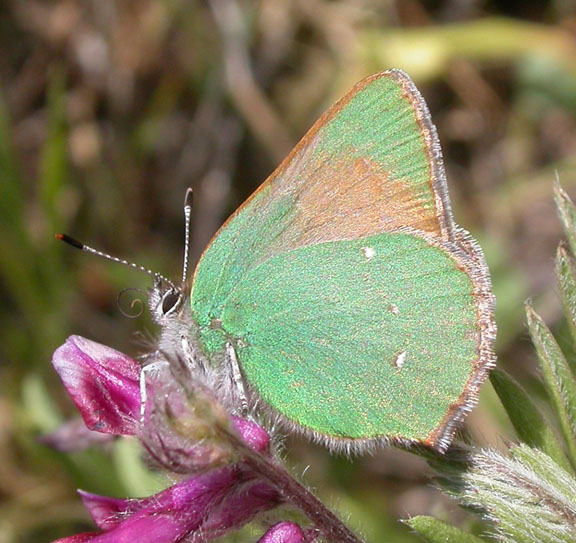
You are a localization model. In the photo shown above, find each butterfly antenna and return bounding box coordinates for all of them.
[181,188,193,285]
[55,233,177,290]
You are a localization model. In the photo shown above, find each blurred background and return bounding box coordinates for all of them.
[2,1,576,541]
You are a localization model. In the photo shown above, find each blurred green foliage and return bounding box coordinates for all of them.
[3,1,576,542]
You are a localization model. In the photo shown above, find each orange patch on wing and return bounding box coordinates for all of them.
[289,155,442,247]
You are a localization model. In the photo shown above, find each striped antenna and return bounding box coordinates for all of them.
[182,188,193,285]
[55,233,176,290]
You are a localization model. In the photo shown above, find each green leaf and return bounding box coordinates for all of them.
[554,181,576,259]
[39,65,68,233]
[461,445,576,543]
[21,373,62,432]
[0,90,24,231]
[556,244,576,349]
[526,302,576,469]
[510,445,576,505]
[112,438,167,498]
[406,516,485,543]
[490,369,571,471]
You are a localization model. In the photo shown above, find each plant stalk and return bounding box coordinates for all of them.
[230,432,364,543]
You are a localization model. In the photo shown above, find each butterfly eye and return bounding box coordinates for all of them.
[161,290,181,315]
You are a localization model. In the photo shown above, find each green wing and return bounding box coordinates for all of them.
[193,230,483,445]
[189,70,495,450]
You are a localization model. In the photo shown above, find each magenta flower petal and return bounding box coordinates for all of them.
[259,522,308,543]
[54,533,99,543]
[52,336,141,435]
[55,466,283,543]
[58,467,239,542]
[40,418,116,452]
[78,491,143,531]
[231,416,270,453]
[201,479,283,539]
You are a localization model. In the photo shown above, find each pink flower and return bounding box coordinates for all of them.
[54,467,282,543]
[52,336,141,436]
[49,336,304,543]
[258,522,312,543]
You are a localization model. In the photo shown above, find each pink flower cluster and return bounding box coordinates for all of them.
[49,336,313,543]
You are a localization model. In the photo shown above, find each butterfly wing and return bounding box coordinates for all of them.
[190,70,495,451]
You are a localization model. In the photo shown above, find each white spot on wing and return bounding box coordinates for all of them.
[393,351,407,371]
[362,246,375,259]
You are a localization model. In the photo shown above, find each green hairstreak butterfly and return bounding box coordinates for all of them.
[66,69,496,453]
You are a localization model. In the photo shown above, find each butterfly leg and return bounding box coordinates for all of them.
[139,360,169,422]
[181,334,207,375]
[225,342,249,415]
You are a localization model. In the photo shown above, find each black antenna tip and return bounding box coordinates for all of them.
[55,233,85,250]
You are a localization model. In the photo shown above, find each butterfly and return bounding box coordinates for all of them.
[63,69,496,454]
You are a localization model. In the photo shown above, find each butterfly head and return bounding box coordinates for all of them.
[149,187,194,325]
[149,276,188,325]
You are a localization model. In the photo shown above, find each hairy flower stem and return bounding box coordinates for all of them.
[227,430,364,543]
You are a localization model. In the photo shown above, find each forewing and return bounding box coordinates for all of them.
[191,70,455,327]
